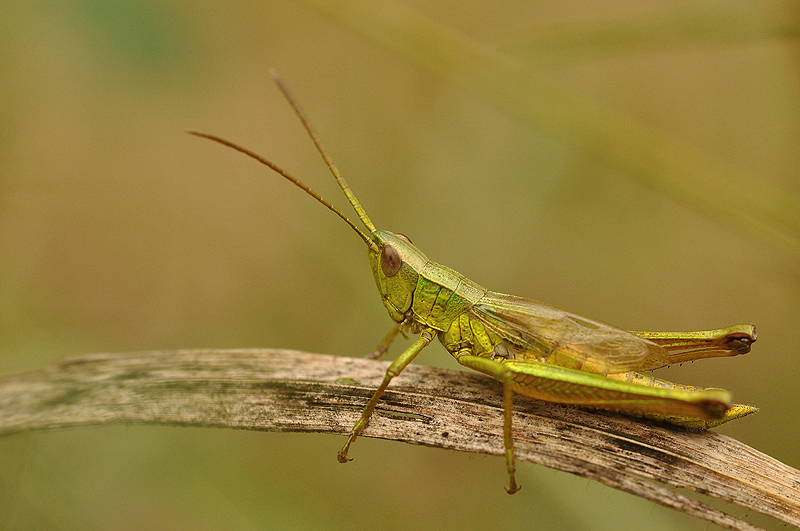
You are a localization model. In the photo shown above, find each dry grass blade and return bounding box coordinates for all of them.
[0,349,797,529]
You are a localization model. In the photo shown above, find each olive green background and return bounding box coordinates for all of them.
[1,1,798,529]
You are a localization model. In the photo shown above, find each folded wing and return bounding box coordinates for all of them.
[470,292,668,375]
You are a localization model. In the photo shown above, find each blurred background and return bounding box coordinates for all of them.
[1,0,799,529]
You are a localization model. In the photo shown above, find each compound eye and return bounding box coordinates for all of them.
[395,233,412,243]
[380,244,402,277]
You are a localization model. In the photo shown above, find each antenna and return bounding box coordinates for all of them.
[188,73,382,252]
[270,70,377,234]
[187,131,374,249]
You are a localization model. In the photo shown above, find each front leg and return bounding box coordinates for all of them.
[338,328,435,463]
[455,353,521,494]
[364,321,404,360]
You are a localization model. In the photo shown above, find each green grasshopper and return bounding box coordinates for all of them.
[190,74,757,494]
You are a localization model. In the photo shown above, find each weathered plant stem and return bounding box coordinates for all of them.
[0,349,797,530]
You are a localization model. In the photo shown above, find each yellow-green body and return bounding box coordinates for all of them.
[369,230,753,427]
[191,73,757,494]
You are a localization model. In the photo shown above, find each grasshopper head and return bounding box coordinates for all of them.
[368,230,429,323]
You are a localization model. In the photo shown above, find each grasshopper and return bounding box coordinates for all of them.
[190,73,757,494]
